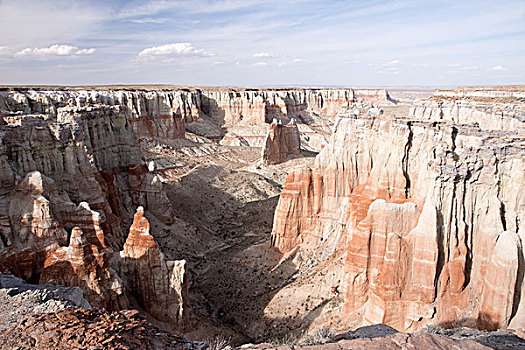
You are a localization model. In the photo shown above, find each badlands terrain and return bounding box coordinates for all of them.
[0,85,523,349]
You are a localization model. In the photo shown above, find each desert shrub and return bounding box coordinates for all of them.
[303,327,336,345]
[205,335,231,350]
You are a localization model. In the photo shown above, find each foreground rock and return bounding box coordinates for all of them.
[238,333,489,350]
[0,308,202,350]
[0,273,90,333]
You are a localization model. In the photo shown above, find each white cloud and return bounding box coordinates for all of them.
[278,61,287,66]
[491,65,507,71]
[130,17,167,24]
[138,43,214,58]
[214,61,225,65]
[383,59,400,66]
[253,52,275,58]
[447,63,461,67]
[251,62,268,67]
[460,65,478,70]
[293,58,305,63]
[14,44,95,58]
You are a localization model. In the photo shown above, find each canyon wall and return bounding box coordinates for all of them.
[0,102,188,327]
[409,99,524,132]
[271,94,525,331]
[1,88,390,151]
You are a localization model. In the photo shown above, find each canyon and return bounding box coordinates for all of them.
[0,85,523,349]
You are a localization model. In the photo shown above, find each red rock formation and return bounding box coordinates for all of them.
[271,110,524,331]
[41,227,128,310]
[261,119,301,165]
[119,207,189,326]
[0,172,188,327]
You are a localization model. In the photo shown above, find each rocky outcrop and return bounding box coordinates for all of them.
[261,118,301,165]
[354,89,393,104]
[119,207,189,326]
[271,103,524,331]
[0,308,202,350]
[40,225,128,311]
[239,333,490,349]
[0,273,91,333]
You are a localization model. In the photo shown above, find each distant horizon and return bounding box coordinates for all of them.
[4,84,525,91]
[1,0,524,86]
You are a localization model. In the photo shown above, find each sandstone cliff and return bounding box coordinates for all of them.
[261,118,301,165]
[0,100,188,327]
[271,96,524,331]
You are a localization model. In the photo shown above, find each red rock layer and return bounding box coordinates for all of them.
[271,115,524,331]
[0,172,189,327]
[119,207,189,325]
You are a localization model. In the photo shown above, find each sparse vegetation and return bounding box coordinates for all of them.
[303,327,337,345]
[205,335,231,350]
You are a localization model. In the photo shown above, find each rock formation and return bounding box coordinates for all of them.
[0,99,188,327]
[119,207,189,326]
[271,91,525,332]
[0,172,189,326]
[1,87,391,152]
[409,98,524,131]
[261,118,301,165]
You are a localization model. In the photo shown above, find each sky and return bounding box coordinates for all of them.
[0,0,524,87]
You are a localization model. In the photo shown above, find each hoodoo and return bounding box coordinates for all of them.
[261,118,301,165]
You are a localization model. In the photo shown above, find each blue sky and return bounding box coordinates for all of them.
[0,0,524,86]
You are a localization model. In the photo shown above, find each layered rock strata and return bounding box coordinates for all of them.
[409,98,525,131]
[1,88,391,151]
[261,118,301,165]
[119,207,189,326]
[0,100,188,327]
[271,106,524,331]
[0,170,188,325]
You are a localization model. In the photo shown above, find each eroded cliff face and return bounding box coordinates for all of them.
[0,102,188,328]
[271,94,524,331]
[1,87,390,152]
[261,118,301,165]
